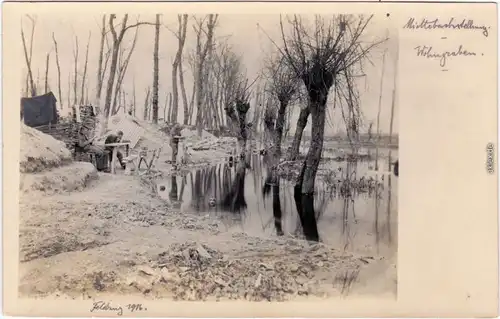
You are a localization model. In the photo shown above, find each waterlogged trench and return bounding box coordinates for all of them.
[157,149,398,261]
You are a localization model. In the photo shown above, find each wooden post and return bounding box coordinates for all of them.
[111,147,118,174]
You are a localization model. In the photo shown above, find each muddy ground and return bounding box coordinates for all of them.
[19,162,396,301]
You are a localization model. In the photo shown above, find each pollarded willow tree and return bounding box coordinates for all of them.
[225,77,253,161]
[261,52,299,199]
[263,53,300,162]
[261,54,300,226]
[279,14,383,197]
[215,49,255,161]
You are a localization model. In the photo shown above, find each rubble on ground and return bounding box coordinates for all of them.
[119,239,367,301]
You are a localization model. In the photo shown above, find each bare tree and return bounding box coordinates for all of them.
[193,14,218,136]
[152,14,160,124]
[163,93,168,121]
[168,92,173,122]
[67,72,71,110]
[374,47,387,170]
[112,27,139,114]
[225,74,254,160]
[278,14,382,211]
[178,15,189,125]
[263,53,299,161]
[21,15,37,97]
[44,52,50,93]
[166,14,189,124]
[80,31,91,105]
[336,58,363,152]
[103,14,154,126]
[72,36,79,106]
[95,15,107,104]
[187,51,197,125]
[207,40,244,132]
[51,33,63,109]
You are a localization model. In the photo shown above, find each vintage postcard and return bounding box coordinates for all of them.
[2,1,498,317]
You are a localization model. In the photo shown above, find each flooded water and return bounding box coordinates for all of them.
[157,147,398,259]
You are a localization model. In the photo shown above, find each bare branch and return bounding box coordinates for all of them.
[72,35,79,105]
[80,31,91,105]
[52,33,63,109]
[21,18,36,97]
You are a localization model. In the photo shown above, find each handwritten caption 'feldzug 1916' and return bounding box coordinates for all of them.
[404,17,490,69]
[89,301,148,316]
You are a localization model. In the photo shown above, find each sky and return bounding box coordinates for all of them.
[21,13,399,136]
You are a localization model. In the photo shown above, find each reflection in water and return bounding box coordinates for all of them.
[220,162,247,213]
[169,176,178,201]
[272,182,284,236]
[157,149,397,258]
[294,161,320,242]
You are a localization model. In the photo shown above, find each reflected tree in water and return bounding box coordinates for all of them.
[220,161,247,213]
[272,180,284,236]
[190,165,219,212]
[169,175,180,209]
[293,161,320,241]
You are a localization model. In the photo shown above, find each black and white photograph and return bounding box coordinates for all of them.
[18,12,399,302]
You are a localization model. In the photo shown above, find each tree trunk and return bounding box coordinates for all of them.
[274,99,288,160]
[236,103,250,161]
[375,50,387,170]
[188,78,196,125]
[80,32,91,105]
[152,14,160,124]
[35,69,40,95]
[287,107,310,161]
[195,14,217,136]
[179,59,189,125]
[178,15,189,125]
[51,35,62,109]
[112,28,139,115]
[171,61,179,123]
[172,14,188,125]
[167,92,173,123]
[195,62,204,136]
[163,94,168,123]
[104,14,128,121]
[44,53,50,93]
[73,36,79,106]
[95,15,106,104]
[300,98,327,195]
[21,27,36,97]
[67,73,71,110]
[294,160,320,241]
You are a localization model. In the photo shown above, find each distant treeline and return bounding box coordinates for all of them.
[288,134,398,144]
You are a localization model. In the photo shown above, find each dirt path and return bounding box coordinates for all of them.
[19,172,396,301]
